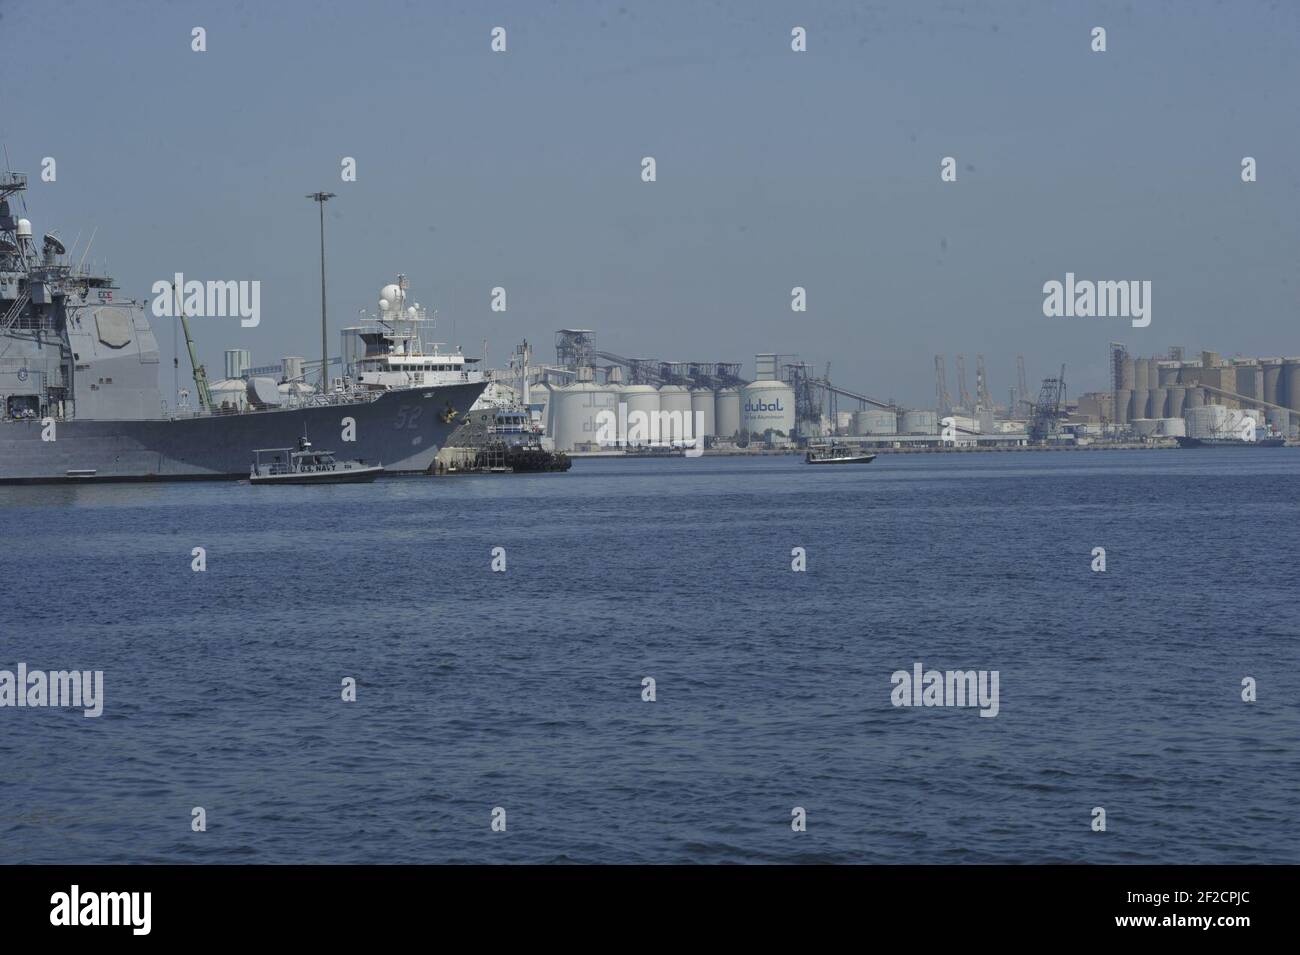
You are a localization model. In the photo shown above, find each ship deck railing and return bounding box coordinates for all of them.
[161,388,388,420]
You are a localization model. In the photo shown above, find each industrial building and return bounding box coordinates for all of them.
[1109,345,1294,440]
[527,331,795,452]
[530,333,1034,453]
[512,332,1297,454]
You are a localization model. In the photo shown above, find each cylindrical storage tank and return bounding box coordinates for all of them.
[852,409,897,435]
[1156,362,1180,386]
[656,385,693,444]
[1132,419,1159,438]
[689,388,716,439]
[1114,388,1131,424]
[606,383,625,442]
[1284,359,1300,412]
[1119,358,1135,390]
[224,348,251,380]
[530,381,554,435]
[1164,386,1185,419]
[1184,387,1205,410]
[281,356,305,383]
[715,388,741,440]
[622,385,659,447]
[552,383,618,451]
[1262,360,1283,408]
[1133,358,1150,392]
[1150,388,1168,420]
[1127,391,1142,421]
[1158,417,1186,437]
[741,381,796,444]
[1235,364,1261,400]
[900,410,938,434]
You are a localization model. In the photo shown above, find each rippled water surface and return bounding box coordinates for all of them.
[2,449,1298,863]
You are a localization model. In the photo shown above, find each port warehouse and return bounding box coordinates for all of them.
[513,333,1297,452]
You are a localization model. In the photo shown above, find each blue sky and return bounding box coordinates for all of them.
[5,0,1298,405]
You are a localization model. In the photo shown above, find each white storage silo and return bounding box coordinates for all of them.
[531,381,554,434]
[552,382,618,451]
[742,381,796,444]
[715,388,741,440]
[224,348,251,380]
[281,356,305,383]
[835,411,853,434]
[689,387,716,439]
[1157,417,1186,437]
[900,410,938,434]
[622,384,659,446]
[657,385,693,444]
[853,409,897,435]
[1131,418,1159,438]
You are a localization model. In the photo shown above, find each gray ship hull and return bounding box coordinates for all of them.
[0,382,486,483]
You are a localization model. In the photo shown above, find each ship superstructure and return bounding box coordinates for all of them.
[343,275,482,393]
[0,172,485,482]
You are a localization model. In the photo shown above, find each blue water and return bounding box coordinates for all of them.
[2,450,1298,864]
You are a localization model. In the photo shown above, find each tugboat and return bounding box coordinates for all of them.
[249,434,384,484]
[805,442,877,465]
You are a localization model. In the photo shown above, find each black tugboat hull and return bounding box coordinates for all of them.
[805,454,877,464]
[249,465,385,485]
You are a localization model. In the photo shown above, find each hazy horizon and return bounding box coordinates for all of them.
[5,0,1299,406]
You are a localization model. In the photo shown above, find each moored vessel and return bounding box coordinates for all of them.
[0,173,486,483]
[805,442,877,464]
[249,434,383,484]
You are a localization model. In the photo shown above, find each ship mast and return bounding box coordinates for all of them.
[174,282,212,411]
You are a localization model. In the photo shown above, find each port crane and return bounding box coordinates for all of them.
[1027,365,1067,443]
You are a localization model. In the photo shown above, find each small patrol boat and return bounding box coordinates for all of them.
[249,434,384,484]
[805,442,876,465]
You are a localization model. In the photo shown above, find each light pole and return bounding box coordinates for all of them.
[306,191,336,393]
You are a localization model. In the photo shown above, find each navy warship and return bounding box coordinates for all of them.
[0,172,486,482]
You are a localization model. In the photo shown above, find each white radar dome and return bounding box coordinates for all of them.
[16,218,32,238]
